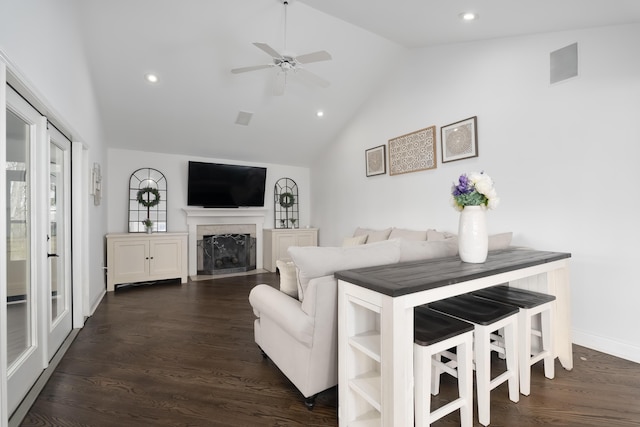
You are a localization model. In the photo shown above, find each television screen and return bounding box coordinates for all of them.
[187,161,267,208]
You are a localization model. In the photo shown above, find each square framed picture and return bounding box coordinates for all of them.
[441,116,478,163]
[388,126,437,176]
[365,145,386,177]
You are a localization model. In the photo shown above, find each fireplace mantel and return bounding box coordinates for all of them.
[183,208,268,276]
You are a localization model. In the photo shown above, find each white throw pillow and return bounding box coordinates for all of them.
[343,234,368,246]
[389,228,428,241]
[288,239,402,300]
[398,238,459,262]
[276,259,298,299]
[426,229,447,241]
[353,227,392,243]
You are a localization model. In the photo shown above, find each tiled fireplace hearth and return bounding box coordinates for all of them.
[183,208,268,277]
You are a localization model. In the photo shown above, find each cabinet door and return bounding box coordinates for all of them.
[275,233,297,261]
[149,239,182,278]
[296,231,317,247]
[112,240,150,283]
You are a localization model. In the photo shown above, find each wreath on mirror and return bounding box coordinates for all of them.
[137,187,161,208]
[279,192,295,209]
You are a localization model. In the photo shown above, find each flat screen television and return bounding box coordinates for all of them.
[187,161,267,208]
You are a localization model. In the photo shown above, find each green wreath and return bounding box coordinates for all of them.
[279,192,295,209]
[137,187,161,208]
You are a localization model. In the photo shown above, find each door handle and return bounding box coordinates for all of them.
[48,253,59,258]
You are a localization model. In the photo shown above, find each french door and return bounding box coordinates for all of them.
[4,84,73,415]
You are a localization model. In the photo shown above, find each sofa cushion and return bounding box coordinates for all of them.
[389,228,428,241]
[398,238,459,262]
[353,227,392,243]
[288,239,402,300]
[342,234,368,247]
[276,259,298,299]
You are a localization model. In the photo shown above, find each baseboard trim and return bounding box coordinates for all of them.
[8,329,81,427]
[572,328,640,364]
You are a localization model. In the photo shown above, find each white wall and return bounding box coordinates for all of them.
[311,24,640,362]
[0,1,107,314]
[107,148,312,234]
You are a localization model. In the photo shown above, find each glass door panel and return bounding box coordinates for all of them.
[6,109,31,369]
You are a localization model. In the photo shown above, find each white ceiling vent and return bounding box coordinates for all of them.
[550,42,578,84]
[235,111,253,126]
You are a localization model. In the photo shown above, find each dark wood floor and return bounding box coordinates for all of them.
[20,273,640,426]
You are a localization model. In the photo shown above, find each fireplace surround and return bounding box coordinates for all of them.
[184,208,267,277]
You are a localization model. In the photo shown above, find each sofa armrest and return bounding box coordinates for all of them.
[249,284,314,346]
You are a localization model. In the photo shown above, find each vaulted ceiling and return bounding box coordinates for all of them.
[77,0,640,166]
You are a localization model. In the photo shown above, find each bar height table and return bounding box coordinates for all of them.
[335,248,572,427]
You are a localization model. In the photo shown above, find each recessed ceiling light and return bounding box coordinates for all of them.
[316,111,324,118]
[459,12,478,21]
[145,73,159,83]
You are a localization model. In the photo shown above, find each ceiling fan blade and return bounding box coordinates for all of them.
[253,42,283,59]
[295,68,330,88]
[231,64,273,74]
[295,50,332,64]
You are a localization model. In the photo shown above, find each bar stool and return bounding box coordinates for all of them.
[429,294,520,426]
[472,284,556,396]
[414,306,475,427]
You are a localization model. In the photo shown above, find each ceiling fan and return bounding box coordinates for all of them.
[231,0,332,95]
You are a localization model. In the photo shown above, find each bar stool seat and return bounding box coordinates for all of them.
[472,284,556,395]
[429,294,520,426]
[414,306,475,427]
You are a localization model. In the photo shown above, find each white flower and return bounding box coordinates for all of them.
[450,196,463,211]
[487,196,500,210]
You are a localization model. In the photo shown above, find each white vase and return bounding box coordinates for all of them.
[458,205,488,263]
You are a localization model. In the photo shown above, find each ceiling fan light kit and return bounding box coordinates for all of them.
[231,0,332,94]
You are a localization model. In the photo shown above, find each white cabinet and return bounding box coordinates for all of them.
[263,228,318,272]
[106,233,188,291]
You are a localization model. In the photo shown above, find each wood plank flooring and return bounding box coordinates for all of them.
[19,273,640,426]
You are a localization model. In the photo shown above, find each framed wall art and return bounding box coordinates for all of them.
[365,145,386,177]
[388,125,437,176]
[441,116,478,163]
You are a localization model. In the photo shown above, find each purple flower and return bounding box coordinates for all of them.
[452,174,473,195]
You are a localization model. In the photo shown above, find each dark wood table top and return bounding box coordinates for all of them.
[334,248,571,297]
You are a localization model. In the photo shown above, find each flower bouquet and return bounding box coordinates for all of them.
[451,171,499,211]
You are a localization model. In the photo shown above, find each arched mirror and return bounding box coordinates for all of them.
[128,168,167,233]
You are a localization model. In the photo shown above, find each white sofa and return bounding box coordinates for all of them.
[248,228,511,407]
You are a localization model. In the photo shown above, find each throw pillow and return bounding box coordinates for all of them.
[398,239,459,262]
[276,260,298,299]
[343,234,368,246]
[288,239,402,300]
[389,228,428,241]
[353,227,392,243]
[426,229,447,241]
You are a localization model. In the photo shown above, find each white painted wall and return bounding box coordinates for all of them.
[107,148,312,234]
[0,1,107,317]
[311,24,640,362]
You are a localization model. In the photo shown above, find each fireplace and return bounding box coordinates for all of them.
[198,233,256,275]
[184,208,268,277]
